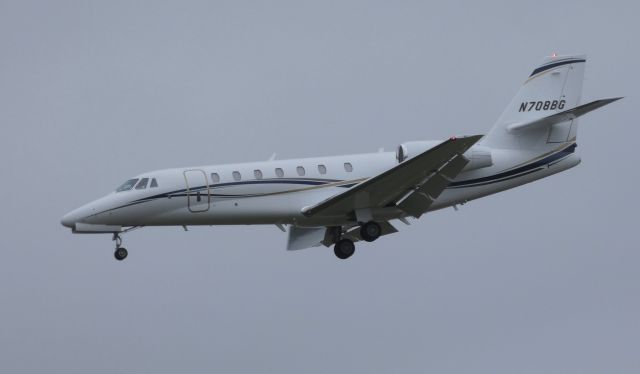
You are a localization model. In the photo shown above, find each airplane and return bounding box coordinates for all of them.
[61,54,621,261]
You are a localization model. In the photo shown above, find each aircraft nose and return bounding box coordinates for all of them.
[60,211,76,228]
[61,207,88,228]
[61,201,102,228]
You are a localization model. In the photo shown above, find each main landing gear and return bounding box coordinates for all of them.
[360,221,381,242]
[334,239,356,259]
[113,233,128,261]
[332,221,382,260]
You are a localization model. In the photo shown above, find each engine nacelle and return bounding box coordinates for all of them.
[395,141,439,163]
[464,145,493,171]
[396,140,493,171]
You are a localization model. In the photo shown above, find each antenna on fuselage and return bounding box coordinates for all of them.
[268,153,277,161]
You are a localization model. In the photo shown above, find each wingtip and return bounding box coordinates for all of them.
[448,134,483,142]
[445,134,483,152]
[601,97,623,103]
[600,97,624,105]
[463,134,484,143]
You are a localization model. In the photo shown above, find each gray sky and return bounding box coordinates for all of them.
[1,0,638,373]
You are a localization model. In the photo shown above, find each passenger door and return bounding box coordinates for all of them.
[183,169,210,212]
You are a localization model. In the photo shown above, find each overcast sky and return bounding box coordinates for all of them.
[1,0,638,373]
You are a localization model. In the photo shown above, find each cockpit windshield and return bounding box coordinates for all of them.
[135,178,149,189]
[116,179,139,192]
[116,177,159,192]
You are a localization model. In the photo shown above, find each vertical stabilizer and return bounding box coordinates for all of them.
[481,55,586,150]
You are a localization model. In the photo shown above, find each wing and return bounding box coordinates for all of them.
[302,135,483,219]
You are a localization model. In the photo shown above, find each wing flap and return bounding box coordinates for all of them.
[397,153,469,217]
[287,221,400,251]
[286,226,326,251]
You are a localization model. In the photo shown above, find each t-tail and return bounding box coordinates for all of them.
[480,54,621,151]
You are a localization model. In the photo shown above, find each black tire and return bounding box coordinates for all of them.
[114,247,128,261]
[334,239,355,259]
[360,221,381,242]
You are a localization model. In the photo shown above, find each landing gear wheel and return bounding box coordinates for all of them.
[114,247,128,261]
[334,239,355,260]
[360,221,381,242]
[112,233,128,261]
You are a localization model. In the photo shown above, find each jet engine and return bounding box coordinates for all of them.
[396,140,492,171]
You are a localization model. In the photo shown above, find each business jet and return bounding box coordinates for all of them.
[61,54,620,261]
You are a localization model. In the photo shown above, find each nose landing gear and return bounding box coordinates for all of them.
[112,233,128,261]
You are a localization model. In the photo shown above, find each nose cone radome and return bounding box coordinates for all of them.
[61,205,91,229]
[61,211,78,228]
[61,197,111,229]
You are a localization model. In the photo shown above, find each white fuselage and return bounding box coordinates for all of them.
[60,54,619,261]
[60,140,581,231]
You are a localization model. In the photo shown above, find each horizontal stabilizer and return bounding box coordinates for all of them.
[507,97,623,133]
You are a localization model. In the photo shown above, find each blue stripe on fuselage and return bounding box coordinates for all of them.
[448,143,577,188]
[92,145,577,218]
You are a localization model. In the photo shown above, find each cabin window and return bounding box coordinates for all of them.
[344,162,353,172]
[211,173,220,183]
[318,164,327,174]
[232,171,241,181]
[254,170,263,179]
[296,166,305,176]
[150,178,158,188]
[135,178,149,189]
[275,168,284,178]
[116,179,138,192]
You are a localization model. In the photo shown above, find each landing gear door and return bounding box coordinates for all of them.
[183,169,210,212]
